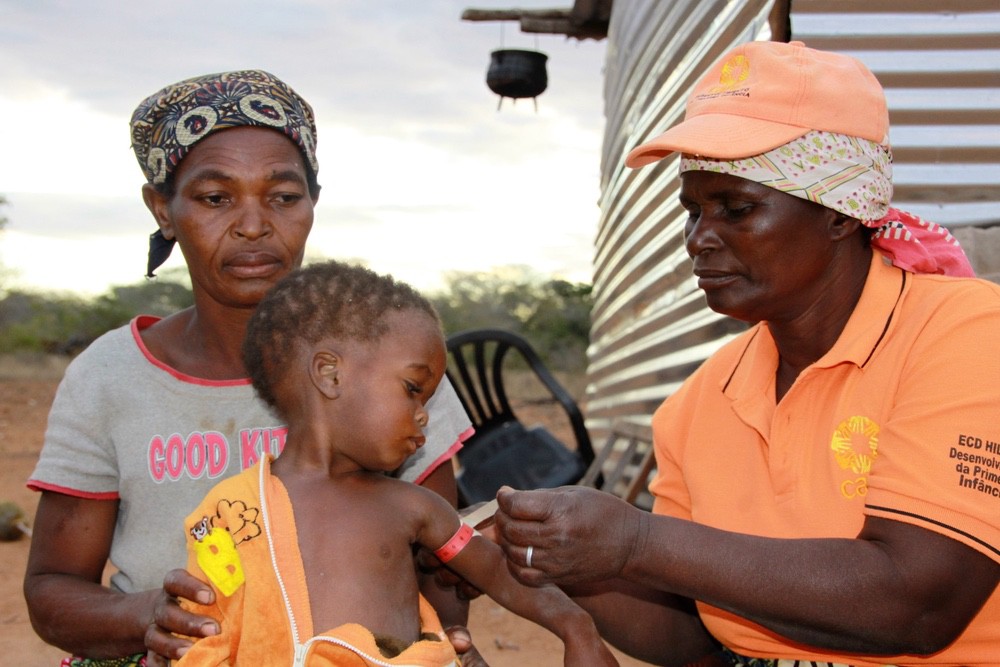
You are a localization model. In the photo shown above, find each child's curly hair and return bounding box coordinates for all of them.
[243,260,440,410]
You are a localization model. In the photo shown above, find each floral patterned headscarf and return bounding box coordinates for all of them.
[681,130,975,277]
[130,69,317,185]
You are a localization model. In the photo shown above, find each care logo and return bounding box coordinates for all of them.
[709,54,750,93]
[831,415,880,499]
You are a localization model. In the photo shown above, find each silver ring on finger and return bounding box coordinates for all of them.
[525,545,534,568]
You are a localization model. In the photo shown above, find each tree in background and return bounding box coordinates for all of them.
[0,193,197,352]
[0,267,193,354]
[520,278,592,373]
[0,195,10,292]
[431,266,592,373]
[0,263,591,373]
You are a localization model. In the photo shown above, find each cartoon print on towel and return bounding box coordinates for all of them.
[189,498,261,596]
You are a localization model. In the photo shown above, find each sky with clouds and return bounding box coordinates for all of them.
[0,0,608,296]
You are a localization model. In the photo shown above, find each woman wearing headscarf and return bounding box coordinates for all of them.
[24,70,484,666]
[494,41,1000,666]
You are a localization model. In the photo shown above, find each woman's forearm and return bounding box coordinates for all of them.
[622,512,998,655]
[25,573,154,658]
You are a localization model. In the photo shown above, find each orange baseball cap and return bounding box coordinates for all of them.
[625,40,889,167]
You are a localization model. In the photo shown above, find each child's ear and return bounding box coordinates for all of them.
[311,350,342,399]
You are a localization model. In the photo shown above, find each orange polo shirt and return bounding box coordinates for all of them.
[650,251,1000,665]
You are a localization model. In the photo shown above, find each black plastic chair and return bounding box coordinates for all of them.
[445,328,595,507]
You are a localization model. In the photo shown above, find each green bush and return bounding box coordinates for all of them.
[0,270,194,354]
[430,267,592,373]
[0,265,590,372]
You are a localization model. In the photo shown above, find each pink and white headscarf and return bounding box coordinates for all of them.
[680,130,975,277]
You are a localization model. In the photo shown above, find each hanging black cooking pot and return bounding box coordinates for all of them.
[486,48,548,101]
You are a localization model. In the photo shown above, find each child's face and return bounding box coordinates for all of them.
[337,309,447,472]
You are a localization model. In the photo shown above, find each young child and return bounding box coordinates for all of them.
[175,260,619,666]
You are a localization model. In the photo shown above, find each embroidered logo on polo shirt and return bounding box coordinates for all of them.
[831,416,880,499]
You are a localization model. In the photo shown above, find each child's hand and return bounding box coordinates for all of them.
[443,625,489,667]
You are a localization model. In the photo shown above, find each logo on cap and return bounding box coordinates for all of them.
[710,54,750,93]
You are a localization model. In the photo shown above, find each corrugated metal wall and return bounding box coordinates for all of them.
[586,0,776,439]
[585,0,1000,445]
[791,0,1000,227]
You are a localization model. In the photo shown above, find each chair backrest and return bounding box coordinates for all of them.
[445,328,595,507]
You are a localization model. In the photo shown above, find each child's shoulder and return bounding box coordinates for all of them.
[373,471,438,498]
[370,473,455,517]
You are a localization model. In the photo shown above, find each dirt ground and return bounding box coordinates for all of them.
[0,355,653,667]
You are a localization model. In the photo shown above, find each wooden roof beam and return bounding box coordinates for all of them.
[461,4,610,40]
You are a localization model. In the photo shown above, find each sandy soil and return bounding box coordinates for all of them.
[0,356,653,666]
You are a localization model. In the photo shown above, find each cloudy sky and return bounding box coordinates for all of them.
[0,0,608,296]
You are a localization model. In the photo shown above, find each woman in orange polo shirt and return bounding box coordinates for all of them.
[494,41,1000,666]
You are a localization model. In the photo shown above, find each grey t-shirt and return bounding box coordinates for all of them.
[29,316,471,594]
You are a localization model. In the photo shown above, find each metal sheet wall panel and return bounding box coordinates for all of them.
[790,0,1000,226]
[587,0,774,439]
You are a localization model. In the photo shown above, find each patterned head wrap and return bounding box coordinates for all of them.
[130,70,319,277]
[681,130,974,277]
[130,69,318,185]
